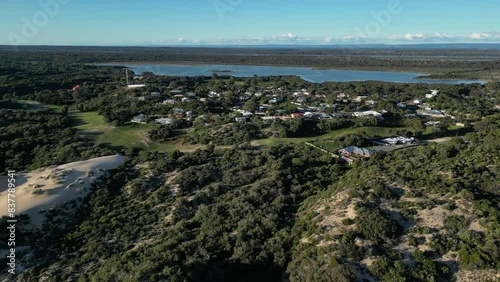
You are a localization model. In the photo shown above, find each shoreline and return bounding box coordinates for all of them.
[94,62,488,83]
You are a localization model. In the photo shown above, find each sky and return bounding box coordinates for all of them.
[1,0,499,46]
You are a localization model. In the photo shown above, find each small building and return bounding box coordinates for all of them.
[163,99,176,105]
[425,121,441,126]
[397,102,407,109]
[131,114,148,124]
[170,90,183,95]
[339,146,376,158]
[422,110,446,118]
[291,113,304,118]
[269,97,282,104]
[155,118,173,125]
[425,90,440,99]
[151,92,162,97]
[235,117,247,123]
[353,111,384,119]
[261,116,277,122]
[174,108,185,115]
[382,136,415,145]
[303,112,315,118]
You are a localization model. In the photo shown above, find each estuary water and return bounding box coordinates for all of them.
[101,63,484,84]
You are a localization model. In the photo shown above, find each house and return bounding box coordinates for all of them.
[186,92,196,98]
[318,113,332,119]
[155,118,173,125]
[425,90,439,99]
[209,91,220,98]
[261,116,277,122]
[131,114,148,124]
[382,136,415,145]
[235,117,247,123]
[170,90,183,95]
[425,121,441,126]
[174,108,185,116]
[269,97,282,104]
[339,146,376,158]
[237,110,253,117]
[353,111,384,119]
[422,110,446,118]
[162,99,176,105]
[151,92,162,97]
[303,112,315,118]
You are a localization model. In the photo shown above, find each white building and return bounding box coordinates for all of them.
[353,110,384,119]
[155,118,173,125]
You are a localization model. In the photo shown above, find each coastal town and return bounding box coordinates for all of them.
[122,72,489,164]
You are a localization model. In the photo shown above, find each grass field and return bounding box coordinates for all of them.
[69,111,178,151]
[252,126,404,146]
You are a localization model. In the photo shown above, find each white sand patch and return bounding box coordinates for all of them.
[0,155,125,228]
[416,206,450,229]
[469,220,488,233]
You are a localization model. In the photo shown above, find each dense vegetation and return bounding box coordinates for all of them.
[0,103,112,172]
[0,48,499,281]
[4,114,497,281]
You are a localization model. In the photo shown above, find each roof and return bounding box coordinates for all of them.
[341,146,376,156]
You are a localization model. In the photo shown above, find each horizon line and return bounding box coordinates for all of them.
[2,42,500,49]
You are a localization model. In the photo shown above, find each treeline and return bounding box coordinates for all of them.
[0,102,113,172]
[2,46,500,73]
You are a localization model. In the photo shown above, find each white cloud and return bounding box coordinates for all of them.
[432,32,449,39]
[403,33,426,40]
[136,31,500,46]
[281,32,298,40]
[469,32,500,40]
[343,35,368,41]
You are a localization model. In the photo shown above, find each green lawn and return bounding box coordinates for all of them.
[68,111,178,151]
[253,126,404,146]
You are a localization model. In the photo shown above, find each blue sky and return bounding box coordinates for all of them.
[1,0,499,45]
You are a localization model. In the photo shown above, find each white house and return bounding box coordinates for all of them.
[426,90,439,99]
[155,118,173,125]
[353,110,384,119]
[383,136,415,145]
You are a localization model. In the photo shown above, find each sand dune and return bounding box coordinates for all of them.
[0,155,126,228]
